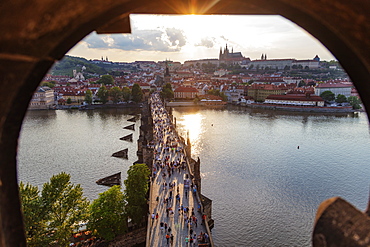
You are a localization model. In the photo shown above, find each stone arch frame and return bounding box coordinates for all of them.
[0,0,369,246]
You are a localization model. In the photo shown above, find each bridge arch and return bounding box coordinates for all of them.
[0,0,369,246]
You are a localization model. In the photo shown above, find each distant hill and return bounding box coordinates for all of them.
[49,55,138,77]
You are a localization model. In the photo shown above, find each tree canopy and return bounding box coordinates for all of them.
[320,90,335,102]
[335,94,347,103]
[20,173,89,247]
[109,86,123,103]
[122,87,131,102]
[97,75,114,85]
[97,85,109,104]
[19,182,49,247]
[207,89,228,101]
[85,89,93,104]
[88,185,127,241]
[131,83,143,103]
[160,83,174,100]
[124,163,150,225]
[41,172,89,246]
[347,96,362,109]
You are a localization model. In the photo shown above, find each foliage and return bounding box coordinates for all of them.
[201,62,217,73]
[97,75,114,85]
[19,173,89,247]
[66,98,72,104]
[19,182,49,247]
[207,89,228,101]
[88,186,127,241]
[307,81,316,87]
[160,83,174,100]
[347,96,362,109]
[41,81,56,88]
[85,89,93,104]
[124,164,150,225]
[51,55,107,75]
[131,83,143,103]
[335,94,347,103]
[97,85,109,104]
[122,87,131,102]
[109,86,122,103]
[320,90,335,102]
[41,172,89,247]
[298,80,306,87]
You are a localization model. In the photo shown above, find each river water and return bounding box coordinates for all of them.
[18,106,370,246]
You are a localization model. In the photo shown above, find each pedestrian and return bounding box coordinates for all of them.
[170,234,174,245]
[166,234,170,245]
[151,213,155,224]
[185,236,189,246]
[164,223,168,232]
[156,213,159,220]
[160,222,164,232]
[202,214,206,225]
[168,226,172,233]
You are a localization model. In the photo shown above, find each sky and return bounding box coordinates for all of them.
[67,14,336,63]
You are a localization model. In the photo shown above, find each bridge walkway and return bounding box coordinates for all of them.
[147,93,209,246]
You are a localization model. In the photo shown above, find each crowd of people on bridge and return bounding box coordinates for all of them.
[149,93,210,247]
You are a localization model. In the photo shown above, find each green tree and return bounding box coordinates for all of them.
[85,89,93,104]
[160,83,174,100]
[131,83,143,103]
[208,89,228,102]
[88,186,127,241]
[335,94,347,103]
[122,87,131,102]
[347,96,362,109]
[19,182,49,247]
[66,97,72,104]
[41,172,89,247]
[109,86,122,103]
[298,80,306,87]
[320,90,335,102]
[41,81,56,88]
[124,164,150,225]
[97,75,114,85]
[97,85,109,104]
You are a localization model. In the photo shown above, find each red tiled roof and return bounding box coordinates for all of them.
[316,83,352,88]
[174,87,198,93]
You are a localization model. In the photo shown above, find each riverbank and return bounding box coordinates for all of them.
[237,103,356,113]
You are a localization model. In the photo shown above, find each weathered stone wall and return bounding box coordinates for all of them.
[313,197,370,247]
[108,227,146,247]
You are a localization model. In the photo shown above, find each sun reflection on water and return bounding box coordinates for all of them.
[176,113,203,156]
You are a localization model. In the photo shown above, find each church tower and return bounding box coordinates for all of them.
[164,61,171,85]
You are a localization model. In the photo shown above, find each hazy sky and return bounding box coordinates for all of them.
[67,14,336,63]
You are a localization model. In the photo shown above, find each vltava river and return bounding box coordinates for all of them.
[18,106,370,246]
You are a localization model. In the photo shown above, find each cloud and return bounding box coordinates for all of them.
[220,35,229,42]
[166,28,186,47]
[195,37,215,48]
[83,28,187,52]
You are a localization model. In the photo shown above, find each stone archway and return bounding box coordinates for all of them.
[0,0,369,246]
